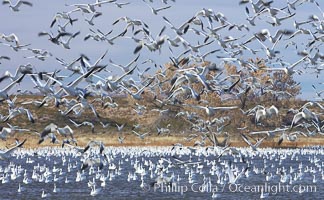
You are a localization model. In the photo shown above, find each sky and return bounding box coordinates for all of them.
[0,0,323,100]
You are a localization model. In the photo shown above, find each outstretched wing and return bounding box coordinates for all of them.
[5,138,27,154]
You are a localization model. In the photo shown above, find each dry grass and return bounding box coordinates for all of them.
[0,95,323,149]
[1,132,323,149]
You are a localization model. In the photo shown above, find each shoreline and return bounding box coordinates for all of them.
[2,133,324,149]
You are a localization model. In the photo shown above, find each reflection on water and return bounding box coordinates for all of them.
[0,146,323,199]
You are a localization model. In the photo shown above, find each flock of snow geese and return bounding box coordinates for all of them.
[0,0,324,198]
[1,143,324,198]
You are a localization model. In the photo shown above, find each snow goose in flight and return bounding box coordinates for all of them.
[90,64,135,92]
[101,29,127,45]
[79,50,108,76]
[132,130,149,140]
[0,63,33,83]
[46,66,104,97]
[287,28,313,40]
[0,40,30,51]
[56,125,74,139]
[116,123,125,132]
[50,11,75,28]
[6,123,30,133]
[99,121,110,128]
[114,2,130,8]
[113,16,148,34]
[83,140,105,154]
[226,161,249,184]
[157,124,171,135]
[249,127,289,138]
[169,68,212,92]
[184,104,238,117]
[28,74,56,96]
[167,85,201,101]
[102,99,118,109]
[66,0,116,14]
[81,155,107,171]
[0,126,12,140]
[109,54,140,73]
[84,28,112,42]
[301,101,324,110]
[311,85,324,100]
[0,33,20,45]
[83,12,102,26]
[62,142,83,154]
[210,132,230,148]
[5,94,17,109]
[241,134,266,151]
[286,0,304,10]
[118,136,125,144]
[35,123,58,144]
[0,74,25,100]
[195,8,218,23]
[144,2,171,15]
[0,55,10,64]
[55,56,83,74]
[251,29,293,44]
[69,118,95,133]
[121,78,154,100]
[244,6,263,26]
[266,12,296,26]
[277,131,307,145]
[256,33,282,59]
[60,95,100,118]
[170,156,202,166]
[0,138,26,160]
[254,105,279,124]
[2,0,32,11]
[59,31,80,49]
[261,55,308,75]
[38,31,72,45]
[162,16,193,35]
[57,18,78,33]
[2,107,35,123]
[113,15,147,27]
[290,107,320,129]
